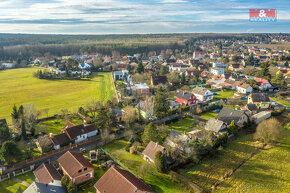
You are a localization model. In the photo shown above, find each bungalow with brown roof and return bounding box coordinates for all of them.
[94,166,154,193]
[34,163,62,184]
[142,141,165,163]
[63,123,98,143]
[58,151,94,184]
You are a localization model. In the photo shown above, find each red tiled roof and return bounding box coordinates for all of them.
[94,166,154,193]
[34,163,62,184]
[58,151,93,178]
[62,121,76,131]
[142,141,165,161]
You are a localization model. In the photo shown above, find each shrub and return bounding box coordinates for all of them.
[254,118,283,144]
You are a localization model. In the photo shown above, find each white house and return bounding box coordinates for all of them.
[1,63,14,69]
[211,67,224,75]
[79,63,92,70]
[192,87,213,102]
[168,63,190,72]
[212,62,228,68]
[236,83,253,94]
[255,78,272,91]
[250,111,271,124]
[113,70,129,81]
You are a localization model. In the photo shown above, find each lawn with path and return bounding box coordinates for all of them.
[0,68,115,123]
[103,139,188,193]
[0,171,35,193]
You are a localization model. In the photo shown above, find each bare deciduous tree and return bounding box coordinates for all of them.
[254,118,283,144]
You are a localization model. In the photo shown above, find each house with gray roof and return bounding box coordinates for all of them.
[24,181,66,193]
[165,130,191,153]
[205,118,228,134]
[216,107,248,127]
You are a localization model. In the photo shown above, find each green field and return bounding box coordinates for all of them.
[168,117,196,133]
[270,97,290,107]
[201,112,218,119]
[0,68,115,123]
[214,90,235,99]
[178,133,258,192]
[215,125,290,193]
[103,139,188,193]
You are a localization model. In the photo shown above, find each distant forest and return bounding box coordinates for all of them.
[0,33,288,61]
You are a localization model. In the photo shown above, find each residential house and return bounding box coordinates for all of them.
[255,78,272,91]
[236,83,253,94]
[250,111,271,124]
[79,63,92,70]
[193,51,206,59]
[63,124,98,143]
[142,141,165,163]
[34,163,62,184]
[113,70,129,81]
[94,166,154,193]
[168,63,190,72]
[248,93,270,104]
[185,69,203,77]
[204,118,228,135]
[165,130,191,153]
[50,133,71,150]
[212,62,228,68]
[150,75,167,86]
[131,83,150,95]
[208,75,226,85]
[192,87,213,102]
[168,99,179,110]
[176,91,197,106]
[211,67,224,75]
[1,63,14,69]
[24,182,66,193]
[58,151,94,184]
[228,63,244,71]
[243,104,258,115]
[216,107,248,127]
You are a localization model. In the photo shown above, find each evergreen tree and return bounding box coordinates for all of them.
[154,151,167,173]
[18,105,24,118]
[228,120,238,135]
[67,181,77,193]
[11,105,19,127]
[259,61,271,79]
[0,141,21,165]
[142,123,161,145]
[160,65,168,75]
[21,119,27,140]
[272,71,285,87]
[0,123,10,140]
[137,103,142,122]
[61,175,70,188]
[136,60,144,73]
[153,87,169,118]
[181,72,185,84]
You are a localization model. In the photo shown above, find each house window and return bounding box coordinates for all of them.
[86,173,89,176]
[78,169,82,173]
[84,167,87,171]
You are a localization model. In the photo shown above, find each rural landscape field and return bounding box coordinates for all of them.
[0,68,115,122]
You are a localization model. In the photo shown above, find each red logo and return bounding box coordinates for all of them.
[249,9,277,22]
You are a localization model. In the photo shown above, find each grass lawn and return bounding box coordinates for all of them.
[270,97,290,107]
[0,171,35,193]
[0,68,115,123]
[214,90,235,99]
[103,140,187,193]
[201,112,218,119]
[178,133,258,192]
[168,117,196,133]
[215,125,290,193]
[37,117,83,135]
[16,171,35,184]
[0,179,27,193]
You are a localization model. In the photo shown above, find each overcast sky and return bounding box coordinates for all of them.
[0,0,289,34]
